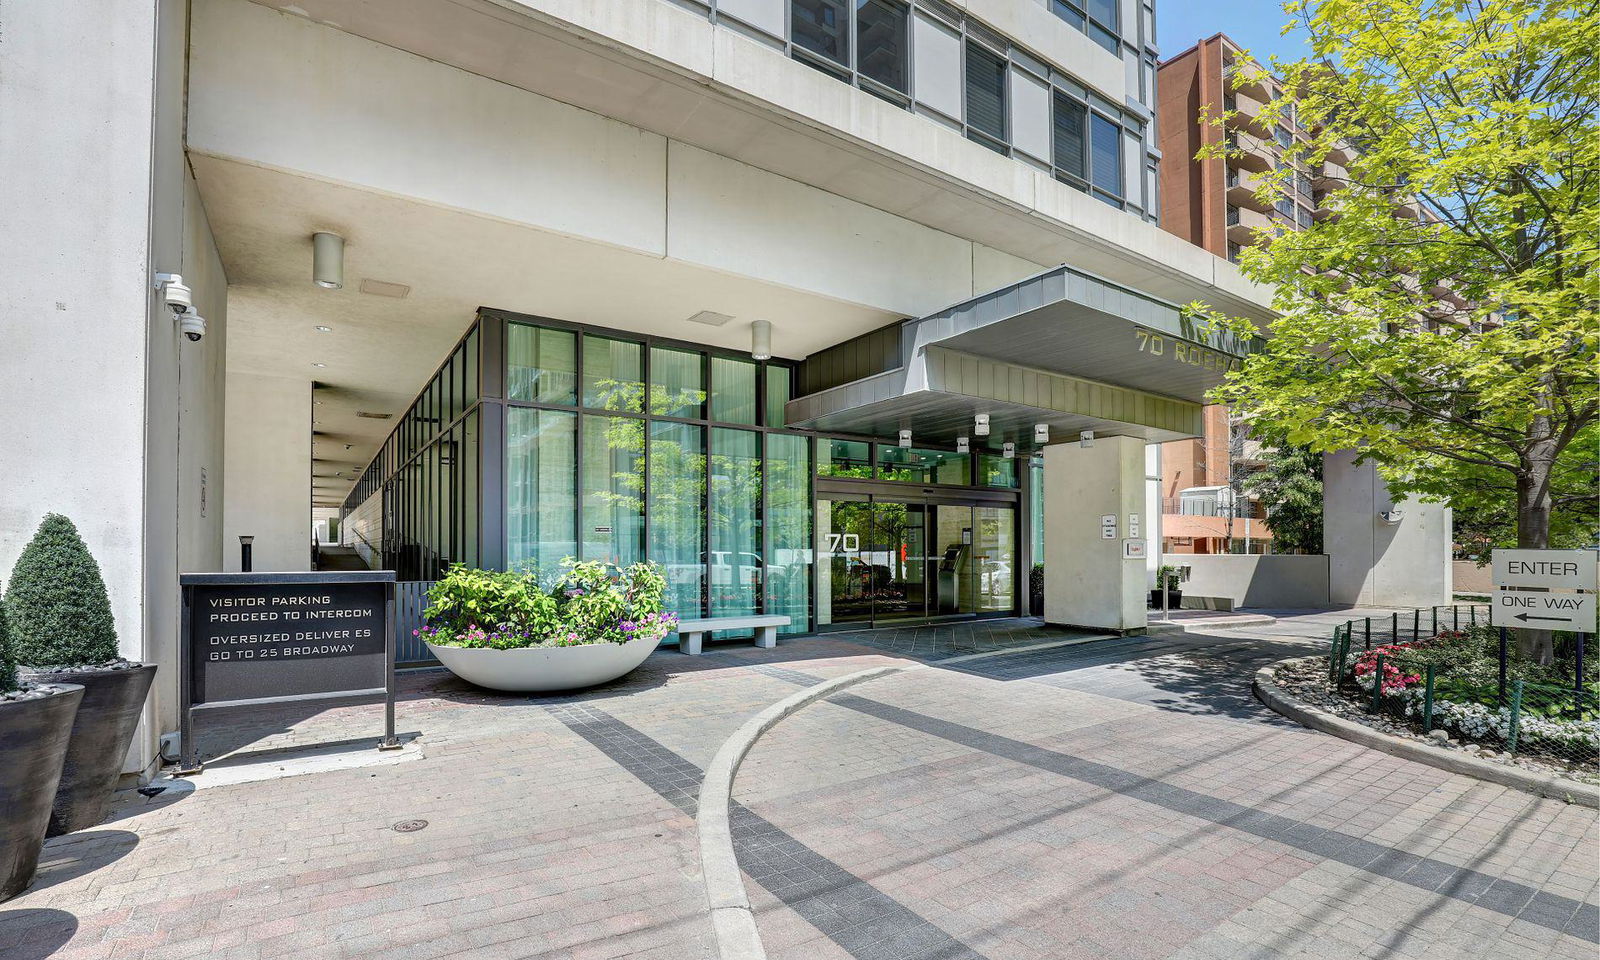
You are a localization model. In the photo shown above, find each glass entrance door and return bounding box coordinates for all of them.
[817,493,1016,629]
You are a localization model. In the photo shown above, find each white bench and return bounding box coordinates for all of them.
[675,615,792,655]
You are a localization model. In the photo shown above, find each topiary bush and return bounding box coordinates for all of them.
[0,590,15,692]
[4,514,118,667]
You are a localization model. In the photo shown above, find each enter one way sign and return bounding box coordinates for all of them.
[1490,590,1597,629]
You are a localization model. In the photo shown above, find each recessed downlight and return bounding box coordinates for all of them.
[314,325,332,333]
[312,362,326,368]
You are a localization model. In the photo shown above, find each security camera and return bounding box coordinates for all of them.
[179,309,206,342]
[155,273,192,315]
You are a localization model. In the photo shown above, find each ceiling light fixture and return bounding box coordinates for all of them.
[312,362,326,368]
[312,232,344,289]
[314,325,332,333]
[751,319,772,360]
[974,414,990,437]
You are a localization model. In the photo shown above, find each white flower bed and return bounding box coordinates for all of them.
[1350,671,1600,755]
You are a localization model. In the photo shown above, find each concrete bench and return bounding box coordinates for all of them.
[675,615,791,655]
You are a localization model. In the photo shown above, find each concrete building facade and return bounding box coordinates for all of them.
[1,1,1444,779]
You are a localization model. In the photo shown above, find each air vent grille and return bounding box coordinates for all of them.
[355,411,393,420]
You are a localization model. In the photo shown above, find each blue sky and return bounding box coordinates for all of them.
[1156,1,1311,66]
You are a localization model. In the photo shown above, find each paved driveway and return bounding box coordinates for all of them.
[1,613,1594,960]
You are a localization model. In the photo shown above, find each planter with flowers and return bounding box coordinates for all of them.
[418,560,678,693]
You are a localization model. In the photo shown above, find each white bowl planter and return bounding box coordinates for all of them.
[425,633,657,693]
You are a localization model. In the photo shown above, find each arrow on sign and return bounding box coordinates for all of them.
[1514,613,1578,624]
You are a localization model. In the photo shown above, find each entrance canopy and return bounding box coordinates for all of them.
[785,264,1255,444]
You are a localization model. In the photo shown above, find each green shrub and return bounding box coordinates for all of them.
[4,514,119,666]
[420,558,675,649]
[0,591,15,692]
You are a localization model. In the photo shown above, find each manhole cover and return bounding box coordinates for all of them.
[392,819,429,833]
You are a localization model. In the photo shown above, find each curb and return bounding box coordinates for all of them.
[697,665,907,960]
[1254,657,1600,809]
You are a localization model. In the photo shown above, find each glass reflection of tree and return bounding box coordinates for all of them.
[872,501,910,612]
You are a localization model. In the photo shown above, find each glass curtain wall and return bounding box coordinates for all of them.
[492,313,812,635]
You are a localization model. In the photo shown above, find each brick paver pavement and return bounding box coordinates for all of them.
[1,613,1594,960]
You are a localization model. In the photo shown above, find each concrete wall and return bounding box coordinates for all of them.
[1453,560,1492,595]
[1324,451,1452,607]
[224,373,310,572]
[1043,436,1147,633]
[1172,554,1331,609]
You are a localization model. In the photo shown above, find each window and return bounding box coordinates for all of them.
[818,439,872,478]
[978,454,1017,488]
[582,335,643,412]
[856,0,909,93]
[765,365,792,427]
[711,356,757,425]
[1050,0,1086,31]
[1276,195,1295,220]
[877,446,969,484]
[581,415,644,567]
[1090,113,1122,198]
[965,42,1007,145]
[649,421,705,618]
[507,323,576,405]
[792,0,849,67]
[506,408,576,575]
[649,346,705,419]
[1087,0,1118,52]
[709,428,762,625]
[1053,91,1087,183]
[766,433,812,634]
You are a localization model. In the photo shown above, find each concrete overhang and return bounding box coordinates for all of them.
[787,264,1254,444]
[240,0,1275,326]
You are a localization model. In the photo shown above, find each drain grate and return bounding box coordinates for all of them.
[392,819,428,833]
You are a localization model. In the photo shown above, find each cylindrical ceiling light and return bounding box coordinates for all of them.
[312,232,345,289]
[751,319,772,360]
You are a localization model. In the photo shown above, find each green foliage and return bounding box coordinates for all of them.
[0,591,15,692]
[4,514,119,666]
[1193,0,1599,563]
[1241,443,1324,554]
[421,559,674,649]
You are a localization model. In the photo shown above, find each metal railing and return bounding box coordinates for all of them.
[396,580,437,667]
[1326,606,1598,774]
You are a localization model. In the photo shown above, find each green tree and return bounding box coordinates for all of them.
[0,589,15,692]
[1193,0,1598,657]
[1242,443,1325,554]
[4,514,120,666]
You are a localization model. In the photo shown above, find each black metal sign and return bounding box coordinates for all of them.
[177,571,398,772]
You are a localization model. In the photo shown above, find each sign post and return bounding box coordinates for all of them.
[177,571,398,774]
[1489,549,1598,632]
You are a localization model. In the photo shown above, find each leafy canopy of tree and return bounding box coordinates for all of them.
[1193,0,1598,568]
[1242,442,1326,554]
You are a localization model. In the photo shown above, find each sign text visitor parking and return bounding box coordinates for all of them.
[178,572,397,772]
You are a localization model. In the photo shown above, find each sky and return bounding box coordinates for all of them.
[1156,1,1312,66]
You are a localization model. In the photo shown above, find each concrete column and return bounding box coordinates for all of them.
[224,374,312,572]
[1043,436,1148,633]
[1323,451,1451,607]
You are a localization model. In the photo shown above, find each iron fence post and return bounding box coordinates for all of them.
[1431,606,1438,635]
[1422,664,1435,733]
[1412,609,1419,642]
[1577,633,1587,700]
[1364,618,1371,650]
[1391,611,1398,644]
[1453,605,1459,631]
[1470,605,1476,626]
[1371,654,1386,712]
[1507,679,1524,754]
[1498,627,1508,703]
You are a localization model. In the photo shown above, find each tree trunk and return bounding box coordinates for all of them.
[1514,451,1556,665]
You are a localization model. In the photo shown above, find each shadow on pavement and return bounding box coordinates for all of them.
[0,908,79,960]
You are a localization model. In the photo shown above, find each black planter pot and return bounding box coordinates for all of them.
[0,683,83,902]
[1149,590,1183,609]
[26,665,157,837]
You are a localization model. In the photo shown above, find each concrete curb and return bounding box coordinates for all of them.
[697,665,908,960]
[1254,657,1600,809]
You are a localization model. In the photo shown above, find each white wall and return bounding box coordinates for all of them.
[1324,451,1452,607]
[224,373,310,572]
[1043,436,1147,632]
[1175,554,1332,609]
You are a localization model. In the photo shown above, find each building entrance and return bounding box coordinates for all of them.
[816,490,1016,629]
